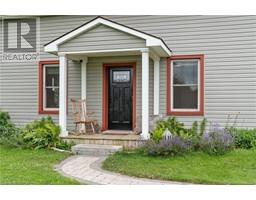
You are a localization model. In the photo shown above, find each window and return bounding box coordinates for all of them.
[113,71,130,82]
[38,61,59,114]
[167,55,204,116]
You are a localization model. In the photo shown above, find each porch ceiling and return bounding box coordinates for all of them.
[44,16,172,58]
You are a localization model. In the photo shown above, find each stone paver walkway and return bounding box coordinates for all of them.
[56,155,188,185]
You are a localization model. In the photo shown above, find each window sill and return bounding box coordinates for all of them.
[38,110,59,115]
[167,111,204,116]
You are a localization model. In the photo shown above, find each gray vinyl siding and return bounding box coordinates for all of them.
[59,24,146,52]
[0,15,255,130]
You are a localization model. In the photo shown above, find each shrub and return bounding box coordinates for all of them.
[150,117,191,143]
[199,118,207,136]
[150,117,207,150]
[142,136,193,156]
[163,117,190,138]
[200,123,234,155]
[21,117,61,149]
[0,111,22,147]
[230,128,256,149]
[190,118,208,150]
[191,121,198,137]
[55,140,74,151]
[150,126,165,143]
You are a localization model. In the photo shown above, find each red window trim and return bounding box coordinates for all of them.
[38,60,59,115]
[102,62,136,131]
[166,54,204,116]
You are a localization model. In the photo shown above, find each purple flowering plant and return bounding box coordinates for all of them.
[142,135,193,156]
[200,122,234,155]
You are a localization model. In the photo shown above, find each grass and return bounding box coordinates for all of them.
[103,149,256,184]
[0,145,79,184]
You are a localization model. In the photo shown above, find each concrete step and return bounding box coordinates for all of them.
[71,144,123,156]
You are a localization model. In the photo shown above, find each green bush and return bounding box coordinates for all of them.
[150,117,190,142]
[21,117,61,149]
[56,140,74,151]
[230,128,256,149]
[0,111,73,150]
[199,118,207,136]
[150,117,207,147]
[150,126,165,143]
[0,111,22,147]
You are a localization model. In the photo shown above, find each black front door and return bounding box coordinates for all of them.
[108,67,133,130]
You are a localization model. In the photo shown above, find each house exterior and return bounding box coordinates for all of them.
[0,15,255,139]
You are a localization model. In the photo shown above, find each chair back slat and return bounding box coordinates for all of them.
[70,98,97,134]
[71,98,87,122]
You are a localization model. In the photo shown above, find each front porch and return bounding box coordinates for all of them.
[62,132,143,149]
[44,16,171,140]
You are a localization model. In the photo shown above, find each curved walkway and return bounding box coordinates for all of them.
[56,155,188,185]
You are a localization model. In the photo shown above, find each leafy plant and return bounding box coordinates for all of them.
[21,117,61,149]
[0,110,11,127]
[164,117,190,137]
[0,111,22,147]
[191,121,198,137]
[56,140,74,151]
[199,118,207,136]
[150,126,165,143]
[150,117,208,150]
[150,117,191,142]
[142,136,193,156]
[200,123,234,155]
[190,118,208,150]
[230,128,256,149]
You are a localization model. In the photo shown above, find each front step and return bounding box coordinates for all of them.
[71,144,123,156]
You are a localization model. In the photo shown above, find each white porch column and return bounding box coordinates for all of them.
[153,57,160,115]
[141,49,150,140]
[59,53,68,137]
[81,57,88,100]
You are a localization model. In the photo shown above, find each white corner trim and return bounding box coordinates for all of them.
[44,17,171,56]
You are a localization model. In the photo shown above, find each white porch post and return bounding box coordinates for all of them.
[141,49,150,139]
[81,57,88,99]
[153,57,160,115]
[59,53,68,137]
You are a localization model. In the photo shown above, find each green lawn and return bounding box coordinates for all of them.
[103,149,256,184]
[0,145,79,184]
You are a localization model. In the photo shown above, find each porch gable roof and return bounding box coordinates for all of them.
[44,16,172,57]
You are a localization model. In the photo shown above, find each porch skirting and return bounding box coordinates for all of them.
[61,134,146,149]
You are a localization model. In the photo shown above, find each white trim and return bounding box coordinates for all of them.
[81,57,88,100]
[59,54,68,137]
[59,48,148,56]
[153,57,160,115]
[44,17,171,56]
[141,49,150,140]
[43,64,59,111]
[170,59,200,112]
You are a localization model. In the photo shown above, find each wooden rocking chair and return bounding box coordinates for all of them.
[71,98,97,134]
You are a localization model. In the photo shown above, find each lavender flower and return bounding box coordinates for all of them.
[200,123,234,155]
[143,136,193,156]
